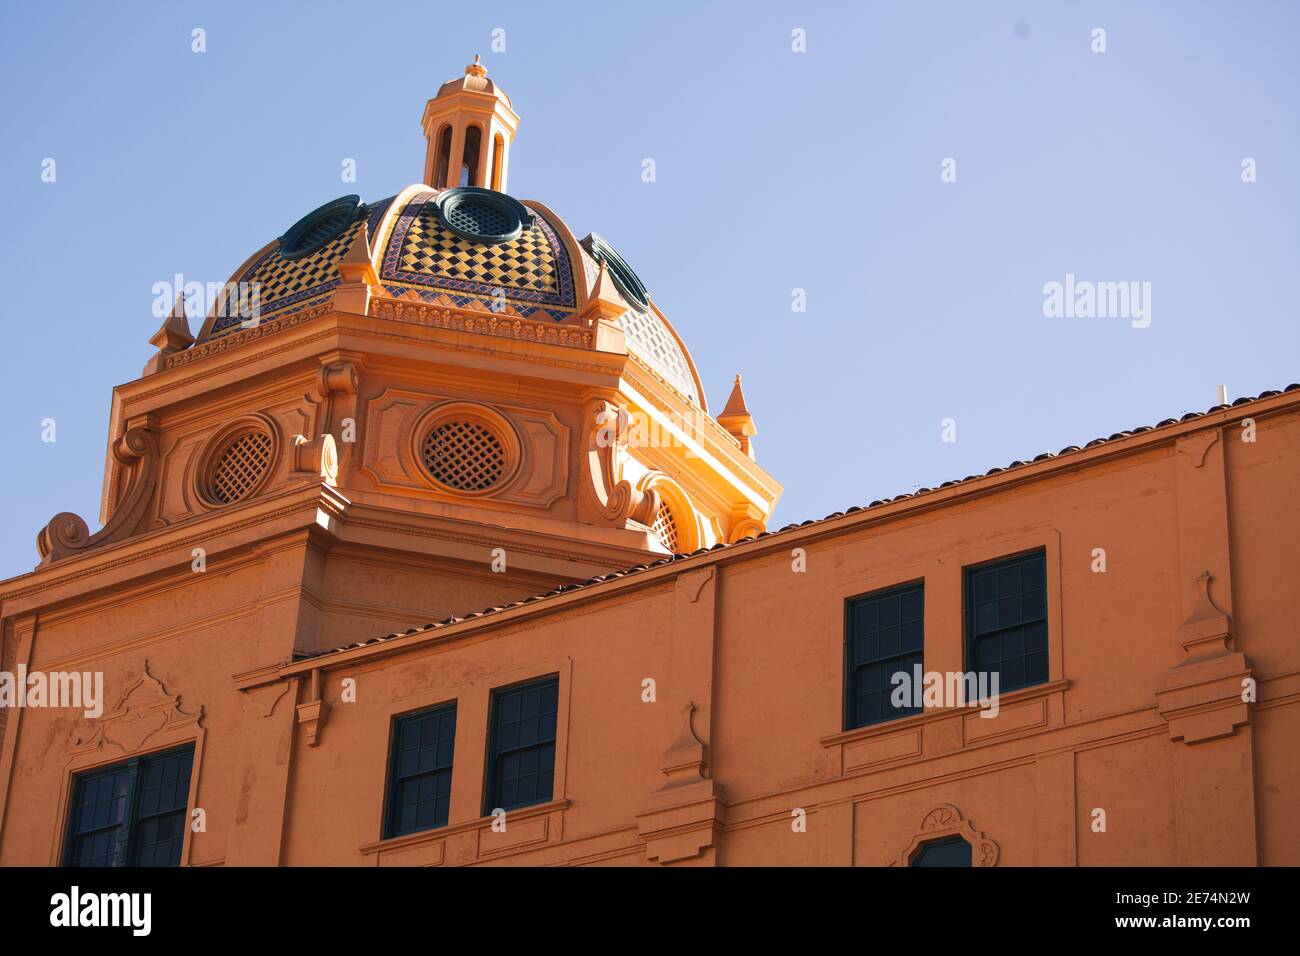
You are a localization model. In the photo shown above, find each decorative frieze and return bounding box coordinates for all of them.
[165,303,333,369]
[370,296,593,349]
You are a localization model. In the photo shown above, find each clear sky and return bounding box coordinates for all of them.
[1,1,1296,580]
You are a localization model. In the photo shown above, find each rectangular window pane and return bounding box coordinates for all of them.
[65,744,194,867]
[385,702,457,838]
[130,748,194,866]
[485,675,558,814]
[964,550,1048,694]
[845,582,924,730]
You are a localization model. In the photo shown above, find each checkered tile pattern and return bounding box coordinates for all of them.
[377,284,571,321]
[366,195,395,239]
[381,193,576,310]
[208,218,362,337]
[616,308,698,402]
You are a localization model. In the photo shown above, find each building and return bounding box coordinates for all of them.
[0,60,1296,868]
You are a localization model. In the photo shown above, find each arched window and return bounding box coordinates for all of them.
[638,477,698,554]
[433,125,452,188]
[910,835,972,867]
[650,497,680,553]
[461,125,482,187]
[490,133,504,191]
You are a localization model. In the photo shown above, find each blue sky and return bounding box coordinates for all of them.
[1,1,1297,579]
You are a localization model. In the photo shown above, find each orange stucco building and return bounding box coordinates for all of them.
[0,61,1296,868]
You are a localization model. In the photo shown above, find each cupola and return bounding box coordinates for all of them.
[421,55,518,191]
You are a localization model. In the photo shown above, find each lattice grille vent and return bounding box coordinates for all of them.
[208,430,273,504]
[420,420,507,492]
[650,498,680,553]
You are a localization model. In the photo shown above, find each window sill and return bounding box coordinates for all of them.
[820,678,1071,752]
[359,797,569,859]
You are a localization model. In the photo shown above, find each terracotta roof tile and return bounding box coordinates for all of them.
[294,383,1299,661]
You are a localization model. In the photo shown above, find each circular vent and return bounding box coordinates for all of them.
[434,187,531,243]
[650,498,680,553]
[207,429,274,504]
[420,419,507,492]
[280,195,361,260]
[446,200,511,237]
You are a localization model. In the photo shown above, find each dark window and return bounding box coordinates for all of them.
[910,835,972,867]
[965,549,1048,693]
[383,703,457,838]
[64,745,194,867]
[845,581,925,729]
[484,675,558,814]
[434,124,452,188]
[461,124,482,187]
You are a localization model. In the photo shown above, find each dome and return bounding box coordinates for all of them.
[435,55,511,109]
[200,185,703,405]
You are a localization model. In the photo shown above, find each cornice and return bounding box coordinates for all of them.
[0,484,648,612]
[338,510,648,567]
[124,307,624,412]
[618,356,782,503]
[0,484,348,605]
[167,301,334,370]
[252,385,1300,677]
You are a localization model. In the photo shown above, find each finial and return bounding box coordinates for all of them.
[149,293,194,352]
[334,222,378,313]
[581,257,632,322]
[718,374,756,459]
[466,54,487,77]
[142,293,193,375]
[720,375,752,420]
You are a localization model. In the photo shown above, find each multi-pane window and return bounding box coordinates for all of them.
[484,675,558,814]
[845,582,925,729]
[910,835,972,867]
[384,703,457,838]
[64,745,194,867]
[965,549,1048,693]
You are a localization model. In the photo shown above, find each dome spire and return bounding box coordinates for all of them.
[142,293,193,375]
[421,57,519,192]
[717,375,757,460]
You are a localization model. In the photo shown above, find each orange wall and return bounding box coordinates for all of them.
[1,398,1296,867]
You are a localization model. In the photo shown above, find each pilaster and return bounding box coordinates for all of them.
[1156,427,1257,865]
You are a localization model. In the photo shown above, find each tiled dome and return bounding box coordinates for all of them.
[374,188,577,320]
[201,184,703,406]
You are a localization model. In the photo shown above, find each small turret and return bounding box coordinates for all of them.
[142,293,194,375]
[717,374,757,459]
[421,55,519,191]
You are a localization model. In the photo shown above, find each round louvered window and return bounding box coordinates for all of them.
[650,498,680,553]
[207,429,274,504]
[584,232,650,312]
[280,195,361,260]
[420,419,507,492]
[446,200,512,237]
[434,187,530,243]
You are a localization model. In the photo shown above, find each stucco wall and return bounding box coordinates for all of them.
[1,399,1295,866]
